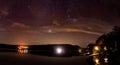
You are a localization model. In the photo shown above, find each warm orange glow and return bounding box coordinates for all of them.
[18,45,29,54]
[93,57,100,65]
[18,45,23,50]
[18,45,28,50]
[18,49,24,54]
[94,46,99,51]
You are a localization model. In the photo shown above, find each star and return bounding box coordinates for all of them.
[48,29,52,33]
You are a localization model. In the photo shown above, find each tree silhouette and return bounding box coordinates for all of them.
[103,26,120,64]
[104,26,120,52]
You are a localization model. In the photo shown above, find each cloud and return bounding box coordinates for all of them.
[0,27,6,32]
[55,28,102,35]
[0,6,10,19]
[11,22,30,30]
[6,17,112,35]
[40,25,102,35]
[39,18,113,35]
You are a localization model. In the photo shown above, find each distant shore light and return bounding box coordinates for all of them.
[55,46,64,55]
[18,45,29,54]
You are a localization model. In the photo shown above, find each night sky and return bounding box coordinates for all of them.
[0,0,120,47]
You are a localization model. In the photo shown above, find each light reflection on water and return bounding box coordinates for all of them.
[17,45,109,65]
[87,55,108,65]
[18,49,28,54]
[93,56,108,65]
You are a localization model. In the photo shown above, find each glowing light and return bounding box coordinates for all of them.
[94,58,100,64]
[55,47,64,54]
[18,45,28,50]
[104,58,108,63]
[104,46,107,51]
[18,45,29,54]
[18,49,28,54]
[78,49,82,53]
[48,29,52,33]
[94,46,99,51]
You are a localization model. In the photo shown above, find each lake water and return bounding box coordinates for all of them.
[0,52,89,65]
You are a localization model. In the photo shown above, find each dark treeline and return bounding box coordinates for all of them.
[0,44,81,57]
[96,26,120,65]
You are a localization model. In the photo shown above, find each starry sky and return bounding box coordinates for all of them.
[0,0,120,47]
